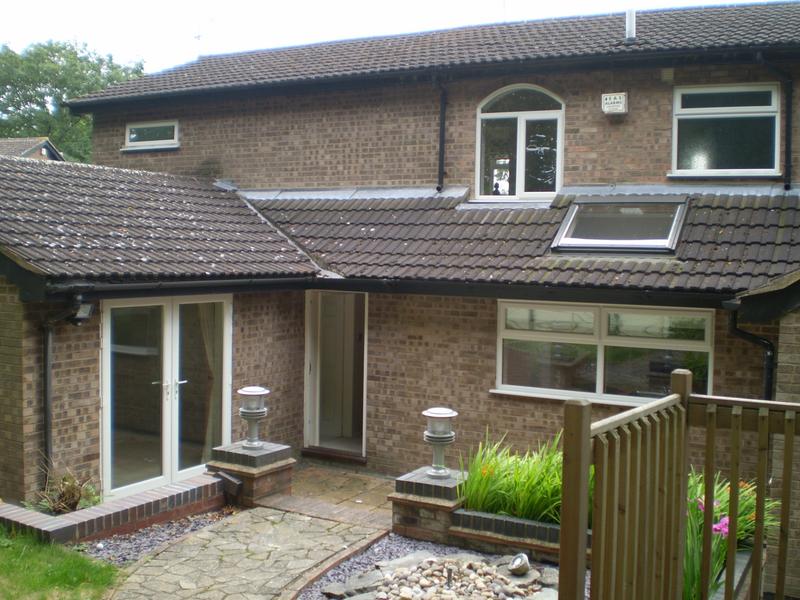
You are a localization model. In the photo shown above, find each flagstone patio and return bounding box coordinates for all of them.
[108,462,394,599]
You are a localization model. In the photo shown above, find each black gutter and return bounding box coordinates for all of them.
[758,53,793,190]
[436,84,448,193]
[66,46,800,113]
[45,275,316,295]
[723,299,776,400]
[45,274,733,309]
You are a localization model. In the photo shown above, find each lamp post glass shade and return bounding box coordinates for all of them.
[422,407,457,478]
[238,386,269,449]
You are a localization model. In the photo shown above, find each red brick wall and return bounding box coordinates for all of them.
[3,287,780,506]
[768,310,800,595]
[363,295,776,476]
[0,278,25,502]
[231,291,305,449]
[91,62,799,192]
[20,303,102,500]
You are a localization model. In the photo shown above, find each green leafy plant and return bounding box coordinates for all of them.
[683,468,779,600]
[459,432,589,524]
[24,467,101,515]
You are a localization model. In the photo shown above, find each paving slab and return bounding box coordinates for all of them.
[110,506,385,600]
[257,464,393,529]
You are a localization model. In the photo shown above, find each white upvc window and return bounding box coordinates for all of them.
[124,120,180,150]
[475,84,565,202]
[671,83,780,177]
[495,301,713,405]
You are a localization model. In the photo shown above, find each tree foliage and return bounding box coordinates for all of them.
[0,41,143,162]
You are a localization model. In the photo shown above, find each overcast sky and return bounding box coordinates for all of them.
[3,0,782,73]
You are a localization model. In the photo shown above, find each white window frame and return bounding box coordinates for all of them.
[552,197,687,252]
[123,120,180,150]
[494,300,714,406]
[474,84,565,203]
[670,83,780,177]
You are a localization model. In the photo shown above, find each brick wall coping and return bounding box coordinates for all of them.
[0,473,224,543]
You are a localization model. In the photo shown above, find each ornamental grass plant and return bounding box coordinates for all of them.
[458,432,573,524]
[683,467,779,600]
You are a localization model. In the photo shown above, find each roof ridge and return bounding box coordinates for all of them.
[69,2,800,108]
[0,154,217,186]
[187,2,797,65]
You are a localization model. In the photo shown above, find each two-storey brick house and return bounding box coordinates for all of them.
[2,4,800,586]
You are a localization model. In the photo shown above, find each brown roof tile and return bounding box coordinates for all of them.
[251,186,800,294]
[0,156,317,280]
[70,3,800,108]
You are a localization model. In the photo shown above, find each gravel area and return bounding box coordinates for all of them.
[72,505,239,566]
[297,533,499,600]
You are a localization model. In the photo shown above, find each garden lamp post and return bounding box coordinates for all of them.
[238,386,270,449]
[422,407,458,478]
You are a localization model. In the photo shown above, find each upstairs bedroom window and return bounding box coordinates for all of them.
[476,85,564,201]
[672,84,779,176]
[496,302,713,405]
[124,120,180,150]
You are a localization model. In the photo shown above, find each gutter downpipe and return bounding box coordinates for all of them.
[723,299,775,400]
[436,83,448,193]
[758,53,793,190]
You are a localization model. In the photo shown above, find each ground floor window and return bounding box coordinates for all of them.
[496,301,712,404]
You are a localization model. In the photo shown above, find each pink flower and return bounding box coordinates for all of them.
[713,516,730,538]
[697,498,705,511]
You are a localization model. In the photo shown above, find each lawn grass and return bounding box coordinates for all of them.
[0,527,117,600]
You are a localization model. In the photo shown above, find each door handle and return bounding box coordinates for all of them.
[177,380,188,385]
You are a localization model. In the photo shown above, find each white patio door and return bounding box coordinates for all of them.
[102,295,232,498]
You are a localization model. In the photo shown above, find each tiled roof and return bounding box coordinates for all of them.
[0,156,317,280]
[70,3,800,107]
[0,137,62,160]
[249,186,800,295]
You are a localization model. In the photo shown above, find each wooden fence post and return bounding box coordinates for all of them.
[671,369,692,600]
[560,399,592,600]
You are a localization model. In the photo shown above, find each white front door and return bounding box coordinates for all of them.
[101,295,232,498]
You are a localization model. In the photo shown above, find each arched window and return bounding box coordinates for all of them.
[475,85,564,200]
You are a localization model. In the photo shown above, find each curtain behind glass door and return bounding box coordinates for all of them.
[177,302,224,470]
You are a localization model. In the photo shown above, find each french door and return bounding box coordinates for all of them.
[101,295,232,498]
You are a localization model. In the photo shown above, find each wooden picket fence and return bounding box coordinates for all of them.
[559,369,798,600]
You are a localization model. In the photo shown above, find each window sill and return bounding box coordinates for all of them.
[666,171,781,179]
[459,199,552,210]
[489,387,649,408]
[120,144,181,154]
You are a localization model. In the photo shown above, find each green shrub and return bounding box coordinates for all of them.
[458,432,581,524]
[683,468,779,600]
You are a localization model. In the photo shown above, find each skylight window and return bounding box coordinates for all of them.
[552,196,687,252]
